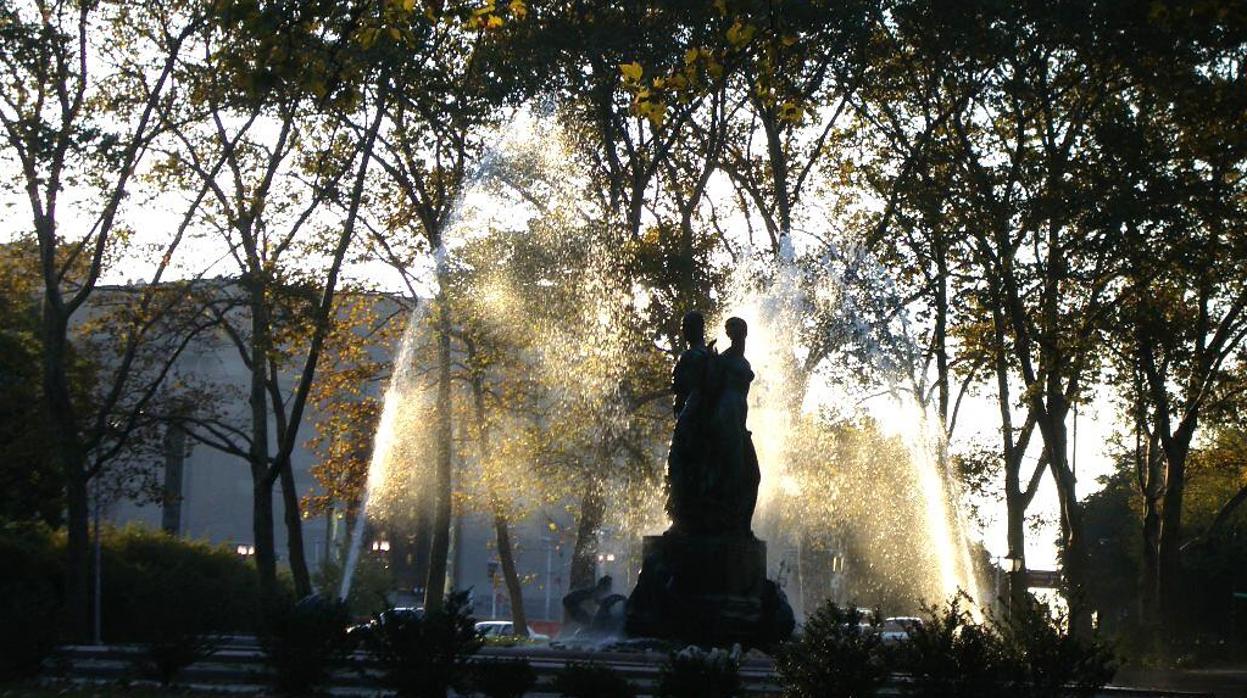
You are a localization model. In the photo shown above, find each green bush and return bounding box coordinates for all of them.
[776,603,887,698]
[470,658,538,698]
[0,523,62,680]
[900,594,1116,698]
[259,594,352,695]
[363,590,483,698]
[657,645,741,698]
[99,525,263,642]
[899,595,1007,697]
[551,662,635,698]
[996,597,1116,697]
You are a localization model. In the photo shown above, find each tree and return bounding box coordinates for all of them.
[161,0,388,598]
[0,0,218,638]
[353,0,530,612]
[1095,0,1247,634]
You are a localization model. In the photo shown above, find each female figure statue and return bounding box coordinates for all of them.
[710,317,761,536]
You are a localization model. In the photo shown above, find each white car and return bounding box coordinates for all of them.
[474,620,550,642]
[879,616,924,643]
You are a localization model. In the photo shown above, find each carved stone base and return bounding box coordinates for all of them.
[625,533,794,648]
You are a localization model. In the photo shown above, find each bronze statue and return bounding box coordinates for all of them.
[665,312,760,537]
[628,310,793,647]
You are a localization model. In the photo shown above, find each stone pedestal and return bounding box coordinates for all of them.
[625,533,794,648]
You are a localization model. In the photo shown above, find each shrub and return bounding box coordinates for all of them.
[775,603,887,698]
[657,644,741,698]
[470,658,538,698]
[900,593,1116,698]
[259,594,352,695]
[899,594,1007,698]
[996,597,1116,697]
[363,590,483,698]
[0,523,62,680]
[100,525,263,641]
[551,661,635,698]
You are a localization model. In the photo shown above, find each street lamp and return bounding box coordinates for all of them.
[235,544,255,556]
[371,540,391,553]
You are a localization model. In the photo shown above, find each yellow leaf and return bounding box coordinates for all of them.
[685,48,700,65]
[403,0,415,10]
[726,20,755,47]
[782,33,797,46]
[509,0,527,19]
[713,0,727,16]
[619,61,643,82]
[486,14,504,28]
[388,27,402,40]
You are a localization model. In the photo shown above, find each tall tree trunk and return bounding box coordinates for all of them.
[1005,489,1029,612]
[423,295,454,613]
[43,302,92,640]
[1158,433,1194,632]
[1140,495,1161,629]
[247,281,278,599]
[569,482,605,593]
[252,475,278,599]
[279,457,312,597]
[412,502,433,598]
[1044,410,1092,637]
[464,338,529,637]
[495,514,529,637]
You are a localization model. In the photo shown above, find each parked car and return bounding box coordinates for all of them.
[879,616,924,643]
[474,620,551,643]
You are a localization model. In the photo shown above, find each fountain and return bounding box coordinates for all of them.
[336,108,985,629]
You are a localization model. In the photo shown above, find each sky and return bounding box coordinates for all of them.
[0,104,1124,576]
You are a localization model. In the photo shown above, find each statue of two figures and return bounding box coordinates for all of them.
[624,310,794,649]
[666,311,761,537]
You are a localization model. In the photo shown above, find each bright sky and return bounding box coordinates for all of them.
[0,104,1122,575]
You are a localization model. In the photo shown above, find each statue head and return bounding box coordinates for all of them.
[725,316,747,347]
[681,310,706,346]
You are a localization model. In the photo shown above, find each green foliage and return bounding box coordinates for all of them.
[469,658,538,698]
[0,523,62,680]
[551,662,635,698]
[900,594,1115,698]
[312,553,395,618]
[776,602,886,698]
[99,526,261,642]
[899,595,1008,697]
[996,597,1117,697]
[259,594,353,695]
[363,590,483,698]
[656,645,741,698]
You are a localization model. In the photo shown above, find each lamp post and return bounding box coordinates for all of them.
[1004,554,1024,613]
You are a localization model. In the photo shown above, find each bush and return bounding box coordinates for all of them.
[470,658,538,698]
[900,593,1116,698]
[99,525,262,642]
[259,594,352,695]
[0,523,62,680]
[363,590,483,698]
[657,644,741,698]
[551,662,635,698]
[775,603,887,698]
[996,597,1116,697]
[899,595,1007,697]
